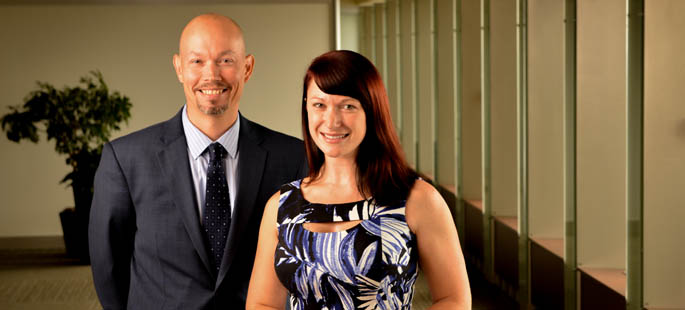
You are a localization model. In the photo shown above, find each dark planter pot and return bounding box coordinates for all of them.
[60,158,97,264]
[59,207,90,264]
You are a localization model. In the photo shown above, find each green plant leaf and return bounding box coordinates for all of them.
[0,70,133,211]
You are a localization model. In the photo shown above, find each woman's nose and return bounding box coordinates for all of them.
[323,107,342,127]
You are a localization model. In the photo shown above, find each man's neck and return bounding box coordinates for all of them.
[186,108,238,141]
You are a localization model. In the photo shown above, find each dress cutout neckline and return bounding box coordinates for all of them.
[284,181,376,223]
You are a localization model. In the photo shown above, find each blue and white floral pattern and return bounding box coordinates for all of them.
[274,180,419,310]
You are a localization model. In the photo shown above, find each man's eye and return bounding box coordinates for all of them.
[220,58,234,64]
[190,59,202,64]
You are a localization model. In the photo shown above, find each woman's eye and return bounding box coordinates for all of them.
[312,103,324,108]
[343,104,356,110]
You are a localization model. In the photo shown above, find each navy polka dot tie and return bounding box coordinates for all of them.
[203,142,231,273]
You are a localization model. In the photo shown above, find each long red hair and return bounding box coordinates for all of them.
[301,50,417,205]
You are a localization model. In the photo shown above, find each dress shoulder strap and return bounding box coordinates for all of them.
[276,179,304,226]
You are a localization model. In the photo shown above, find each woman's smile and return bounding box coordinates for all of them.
[320,132,350,142]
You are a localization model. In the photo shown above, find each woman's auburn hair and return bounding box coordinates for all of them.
[301,50,417,205]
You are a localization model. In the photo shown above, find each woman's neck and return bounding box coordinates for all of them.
[316,157,358,188]
[302,155,370,203]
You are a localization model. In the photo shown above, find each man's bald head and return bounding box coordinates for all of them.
[173,13,254,130]
[179,13,246,56]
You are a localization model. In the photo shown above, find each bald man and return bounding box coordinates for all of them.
[89,14,306,309]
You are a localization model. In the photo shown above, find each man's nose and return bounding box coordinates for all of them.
[202,62,220,80]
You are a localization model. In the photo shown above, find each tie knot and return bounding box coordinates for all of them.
[207,142,227,161]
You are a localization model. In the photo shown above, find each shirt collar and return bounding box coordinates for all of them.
[181,104,240,160]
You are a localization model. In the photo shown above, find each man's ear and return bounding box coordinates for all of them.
[243,54,255,83]
[173,54,184,83]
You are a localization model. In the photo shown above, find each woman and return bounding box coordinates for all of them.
[246,50,471,309]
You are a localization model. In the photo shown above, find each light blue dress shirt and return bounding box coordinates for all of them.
[181,105,239,219]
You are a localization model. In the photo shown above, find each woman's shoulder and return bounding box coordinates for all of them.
[407,179,442,203]
[405,179,449,232]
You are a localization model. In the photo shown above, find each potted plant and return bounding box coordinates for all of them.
[1,71,132,262]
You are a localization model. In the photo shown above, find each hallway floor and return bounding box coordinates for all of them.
[0,245,517,309]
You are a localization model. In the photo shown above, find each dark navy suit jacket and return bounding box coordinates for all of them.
[89,109,306,309]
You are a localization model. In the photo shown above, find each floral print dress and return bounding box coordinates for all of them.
[274,179,419,310]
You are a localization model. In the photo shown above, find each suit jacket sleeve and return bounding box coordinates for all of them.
[89,142,136,310]
[297,153,308,180]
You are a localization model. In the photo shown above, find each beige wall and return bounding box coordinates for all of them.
[644,0,685,307]
[460,0,482,200]
[360,7,375,62]
[399,0,417,168]
[386,0,401,133]
[576,0,626,268]
[489,0,517,217]
[341,6,360,52]
[416,0,435,178]
[374,3,387,87]
[435,0,457,187]
[528,0,564,237]
[0,3,332,237]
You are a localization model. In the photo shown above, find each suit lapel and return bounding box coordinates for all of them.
[217,116,266,284]
[156,110,213,275]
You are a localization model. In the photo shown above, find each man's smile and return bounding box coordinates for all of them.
[199,89,227,95]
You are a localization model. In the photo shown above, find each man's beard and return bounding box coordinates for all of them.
[195,82,231,115]
[199,102,229,115]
